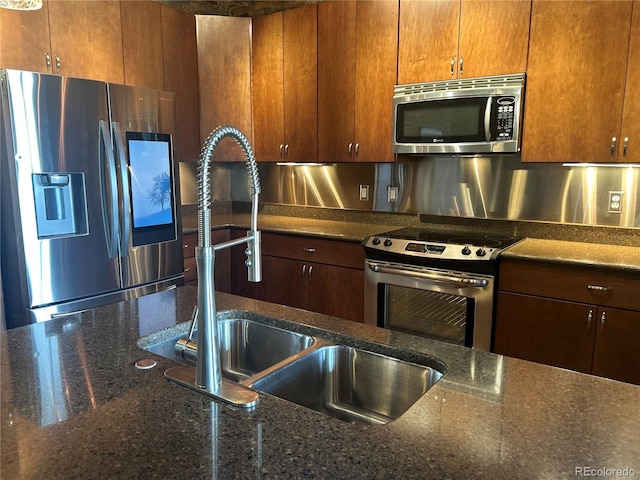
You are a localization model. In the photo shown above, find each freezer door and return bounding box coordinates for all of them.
[108,84,184,289]
[1,70,121,315]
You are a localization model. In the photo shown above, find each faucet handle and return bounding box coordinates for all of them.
[246,230,262,282]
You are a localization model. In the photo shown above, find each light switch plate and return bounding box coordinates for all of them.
[359,184,369,201]
[387,185,398,203]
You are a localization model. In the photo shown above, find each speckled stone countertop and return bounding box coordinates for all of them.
[501,238,640,273]
[182,207,640,272]
[2,287,639,479]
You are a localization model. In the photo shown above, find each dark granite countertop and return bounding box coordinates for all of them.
[2,287,639,479]
[181,209,640,272]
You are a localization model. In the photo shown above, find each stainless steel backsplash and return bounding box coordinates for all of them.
[181,157,640,229]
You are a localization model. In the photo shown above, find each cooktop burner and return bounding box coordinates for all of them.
[363,227,522,264]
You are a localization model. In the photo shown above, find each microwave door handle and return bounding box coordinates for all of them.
[112,122,131,257]
[484,97,492,142]
[368,262,489,288]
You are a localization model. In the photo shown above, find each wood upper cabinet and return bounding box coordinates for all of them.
[398,0,531,84]
[251,5,317,162]
[0,1,52,72]
[620,2,640,162]
[317,0,398,163]
[0,0,124,83]
[121,1,164,90]
[522,1,635,163]
[197,16,252,162]
[161,5,200,162]
[47,0,124,83]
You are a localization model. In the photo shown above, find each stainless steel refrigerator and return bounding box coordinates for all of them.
[0,69,184,329]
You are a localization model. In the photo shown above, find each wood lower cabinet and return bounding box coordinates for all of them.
[230,229,365,323]
[182,230,231,292]
[495,259,640,385]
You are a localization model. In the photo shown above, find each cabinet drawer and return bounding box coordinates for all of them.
[499,259,640,311]
[261,232,365,270]
[183,233,197,259]
[184,256,197,282]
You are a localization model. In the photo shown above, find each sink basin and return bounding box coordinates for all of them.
[144,318,315,382]
[249,345,444,425]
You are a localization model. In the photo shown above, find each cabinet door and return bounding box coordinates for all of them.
[458,0,530,78]
[398,0,460,83]
[317,0,356,163]
[354,0,398,162]
[161,6,200,162]
[121,1,164,90]
[620,2,640,162]
[48,0,124,83]
[494,292,596,373]
[308,264,364,323]
[251,12,285,162]
[283,4,317,162]
[592,308,640,385]
[0,0,51,72]
[197,16,252,162]
[259,256,308,310]
[522,1,633,163]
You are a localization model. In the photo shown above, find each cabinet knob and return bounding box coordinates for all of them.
[450,57,455,76]
[610,137,617,156]
[308,265,313,277]
[302,264,307,277]
[284,144,289,158]
[45,52,51,70]
[459,56,464,76]
[623,136,629,157]
[55,54,61,72]
[355,143,359,157]
[279,144,284,159]
[183,244,189,249]
[587,309,593,331]
[348,143,353,155]
[184,267,190,273]
[600,311,606,332]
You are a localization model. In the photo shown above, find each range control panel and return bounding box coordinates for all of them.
[364,236,498,261]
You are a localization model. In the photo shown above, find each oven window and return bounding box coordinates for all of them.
[385,285,471,346]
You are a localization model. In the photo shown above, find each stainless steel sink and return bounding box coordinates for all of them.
[143,318,316,382]
[249,345,444,425]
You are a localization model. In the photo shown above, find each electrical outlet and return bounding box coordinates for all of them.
[607,190,623,214]
[359,184,369,201]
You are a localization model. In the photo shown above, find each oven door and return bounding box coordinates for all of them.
[364,260,495,351]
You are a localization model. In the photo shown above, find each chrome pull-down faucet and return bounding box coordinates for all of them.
[165,126,261,408]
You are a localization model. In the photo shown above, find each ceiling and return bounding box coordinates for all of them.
[154,0,322,16]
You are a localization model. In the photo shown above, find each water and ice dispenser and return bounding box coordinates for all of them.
[32,173,88,238]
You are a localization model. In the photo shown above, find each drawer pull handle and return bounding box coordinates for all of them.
[587,285,609,292]
[303,248,316,253]
[185,267,190,272]
[184,244,189,248]
[587,309,593,331]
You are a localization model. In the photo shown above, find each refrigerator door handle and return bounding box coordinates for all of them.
[112,122,131,256]
[99,120,119,259]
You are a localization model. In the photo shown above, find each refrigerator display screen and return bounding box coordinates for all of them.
[126,132,176,246]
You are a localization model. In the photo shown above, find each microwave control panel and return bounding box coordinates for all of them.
[495,97,515,140]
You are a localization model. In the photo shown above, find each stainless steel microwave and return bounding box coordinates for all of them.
[392,73,525,155]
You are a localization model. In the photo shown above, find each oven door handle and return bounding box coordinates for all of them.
[367,262,490,288]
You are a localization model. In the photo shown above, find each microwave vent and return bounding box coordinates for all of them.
[394,73,525,97]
